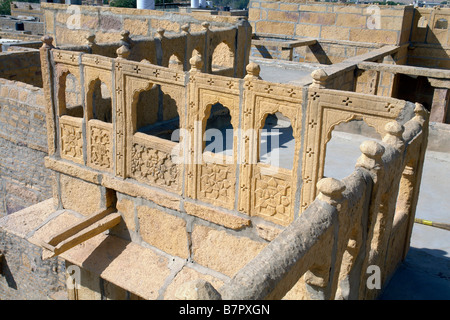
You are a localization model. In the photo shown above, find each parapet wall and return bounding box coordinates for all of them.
[0,49,42,87]
[248,1,414,45]
[0,200,66,300]
[408,7,450,69]
[0,78,53,216]
[11,2,43,22]
[41,3,248,46]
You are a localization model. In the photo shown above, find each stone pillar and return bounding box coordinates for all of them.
[429,87,450,123]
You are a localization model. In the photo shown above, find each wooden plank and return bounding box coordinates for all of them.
[46,207,116,247]
[358,61,450,79]
[251,38,317,49]
[42,212,121,260]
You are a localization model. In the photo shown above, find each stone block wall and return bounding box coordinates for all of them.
[11,2,43,22]
[0,31,42,43]
[0,50,42,87]
[42,3,247,46]
[0,17,44,35]
[248,1,413,45]
[407,7,450,69]
[0,79,54,216]
[0,226,66,299]
[110,191,270,279]
[248,1,414,65]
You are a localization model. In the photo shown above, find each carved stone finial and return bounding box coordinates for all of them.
[119,30,131,47]
[41,35,54,49]
[316,177,346,206]
[174,279,221,300]
[413,102,428,123]
[244,62,262,81]
[86,33,96,46]
[156,28,165,39]
[383,121,405,150]
[190,54,203,72]
[356,140,385,172]
[121,29,130,39]
[181,24,190,34]
[311,69,329,88]
[359,140,385,158]
[384,121,404,137]
[202,21,210,30]
[116,45,130,59]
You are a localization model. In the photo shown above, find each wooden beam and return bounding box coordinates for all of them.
[46,207,116,247]
[357,61,450,79]
[251,38,317,49]
[41,210,121,260]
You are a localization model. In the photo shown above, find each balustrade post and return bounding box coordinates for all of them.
[311,69,329,89]
[304,177,345,300]
[40,35,56,156]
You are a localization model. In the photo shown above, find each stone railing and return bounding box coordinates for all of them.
[180,104,429,300]
[38,34,428,299]
[40,34,420,229]
[52,19,252,79]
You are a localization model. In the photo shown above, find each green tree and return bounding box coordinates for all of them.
[0,0,12,15]
[109,0,136,8]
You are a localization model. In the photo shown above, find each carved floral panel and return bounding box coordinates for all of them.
[88,121,113,172]
[60,116,83,164]
[198,162,235,209]
[252,167,293,226]
[130,142,180,192]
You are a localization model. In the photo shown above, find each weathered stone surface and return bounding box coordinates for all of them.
[191,225,267,277]
[116,196,136,232]
[60,234,172,300]
[28,210,82,246]
[59,174,103,216]
[174,279,222,300]
[0,199,57,238]
[255,223,283,242]
[124,18,148,36]
[184,202,250,230]
[164,265,225,299]
[137,206,189,259]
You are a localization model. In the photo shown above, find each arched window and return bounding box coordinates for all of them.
[135,84,179,142]
[61,72,83,118]
[203,103,233,157]
[211,41,234,74]
[324,119,381,180]
[259,112,295,170]
[89,79,112,123]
